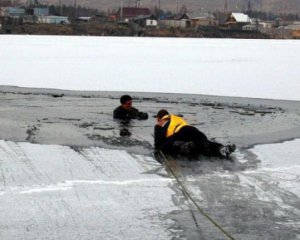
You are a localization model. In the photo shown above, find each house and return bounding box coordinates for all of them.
[32,7,49,16]
[187,12,218,28]
[242,19,274,32]
[284,21,300,30]
[225,12,252,30]
[23,7,69,24]
[116,7,151,22]
[132,14,158,28]
[0,7,25,24]
[159,13,190,28]
[36,15,69,24]
[0,7,25,17]
[114,7,157,28]
[75,17,92,23]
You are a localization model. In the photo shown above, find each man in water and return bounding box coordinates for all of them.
[113,95,148,120]
[154,109,235,158]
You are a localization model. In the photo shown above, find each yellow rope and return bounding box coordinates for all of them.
[158,150,235,240]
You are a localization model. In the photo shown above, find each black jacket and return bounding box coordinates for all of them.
[154,121,170,149]
[113,106,148,120]
[154,123,223,156]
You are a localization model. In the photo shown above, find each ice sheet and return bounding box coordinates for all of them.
[0,140,299,239]
[0,36,299,100]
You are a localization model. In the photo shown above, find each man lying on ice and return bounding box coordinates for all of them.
[154,109,236,158]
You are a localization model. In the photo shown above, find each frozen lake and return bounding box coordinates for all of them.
[0,35,300,100]
[0,87,299,239]
[0,35,299,239]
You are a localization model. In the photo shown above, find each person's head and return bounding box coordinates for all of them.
[156,109,169,121]
[120,95,133,110]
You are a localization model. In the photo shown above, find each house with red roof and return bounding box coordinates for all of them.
[115,7,157,27]
[116,7,151,21]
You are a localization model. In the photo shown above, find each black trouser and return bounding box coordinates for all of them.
[161,126,223,156]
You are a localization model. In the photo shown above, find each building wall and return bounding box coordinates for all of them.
[146,19,157,27]
[292,30,300,38]
[160,19,188,28]
[191,18,218,27]
[1,7,25,17]
[36,16,69,24]
[33,8,49,16]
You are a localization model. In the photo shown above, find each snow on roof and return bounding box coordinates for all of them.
[231,13,251,23]
[187,12,216,20]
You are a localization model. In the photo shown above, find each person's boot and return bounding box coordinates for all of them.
[219,144,236,158]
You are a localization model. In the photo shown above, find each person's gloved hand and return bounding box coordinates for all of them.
[137,112,148,120]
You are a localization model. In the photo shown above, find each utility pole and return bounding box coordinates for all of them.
[58,0,62,15]
[120,0,123,21]
[74,0,77,18]
[158,0,160,19]
[255,0,259,31]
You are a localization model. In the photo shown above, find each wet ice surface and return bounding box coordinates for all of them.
[0,88,299,239]
[0,140,299,239]
[0,141,178,239]
[0,87,299,151]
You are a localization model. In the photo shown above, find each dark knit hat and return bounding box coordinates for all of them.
[156,109,169,119]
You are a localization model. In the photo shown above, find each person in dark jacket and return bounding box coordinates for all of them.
[113,95,148,120]
[154,109,236,158]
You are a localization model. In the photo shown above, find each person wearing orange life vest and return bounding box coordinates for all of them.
[154,109,236,158]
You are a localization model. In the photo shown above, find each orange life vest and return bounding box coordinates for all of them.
[162,114,188,138]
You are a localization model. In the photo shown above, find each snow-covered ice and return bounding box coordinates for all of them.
[0,139,299,239]
[250,139,300,199]
[0,35,300,100]
[0,141,180,239]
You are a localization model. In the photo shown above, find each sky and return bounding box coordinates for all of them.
[0,35,300,101]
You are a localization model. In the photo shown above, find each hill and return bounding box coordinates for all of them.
[22,0,300,14]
